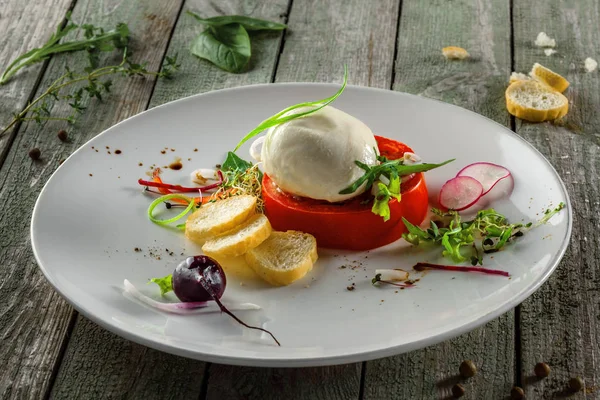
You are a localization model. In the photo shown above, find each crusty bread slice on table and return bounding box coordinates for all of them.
[202,213,272,258]
[529,62,570,92]
[505,80,568,122]
[185,195,256,244]
[245,231,318,286]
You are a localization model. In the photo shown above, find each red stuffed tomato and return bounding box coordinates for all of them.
[262,135,429,250]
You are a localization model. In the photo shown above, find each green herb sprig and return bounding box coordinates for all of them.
[402,203,565,265]
[187,11,286,73]
[341,154,454,221]
[1,50,180,136]
[0,13,130,85]
[233,65,348,151]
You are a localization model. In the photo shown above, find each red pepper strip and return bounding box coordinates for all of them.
[413,262,510,277]
[140,179,202,193]
[139,170,224,193]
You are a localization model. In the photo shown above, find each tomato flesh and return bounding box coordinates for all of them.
[261,136,429,250]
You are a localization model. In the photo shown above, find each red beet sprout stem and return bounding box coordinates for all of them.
[197,277,281,346]
[413,262,510,277]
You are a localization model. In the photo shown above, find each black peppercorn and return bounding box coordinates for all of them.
[28,148,41,160]
[569,377,583,392]
[459,360,477,378]
[510,386,524,400]
[451,383,465,398]
[57,130,67,141]
[534,362,550,378]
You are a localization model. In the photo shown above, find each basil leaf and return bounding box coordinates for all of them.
[149,274,173,296]
[187,11,286,31]
[222,151,252,172]
[190,24,251,73]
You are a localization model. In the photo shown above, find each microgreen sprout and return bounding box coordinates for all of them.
[402,202,566,265]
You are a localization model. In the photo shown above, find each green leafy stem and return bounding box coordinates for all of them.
[0,13,130,85]
[1,49,180,137]
[233,65,348,151]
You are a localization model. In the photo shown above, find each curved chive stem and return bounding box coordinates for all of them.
[233,65,348,152]
[147,194,196,225]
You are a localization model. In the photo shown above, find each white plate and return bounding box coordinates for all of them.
[31,84,571,367]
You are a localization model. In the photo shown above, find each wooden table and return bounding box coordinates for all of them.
[1,0,598,399]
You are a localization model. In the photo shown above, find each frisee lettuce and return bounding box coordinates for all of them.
[402,203,565,265]
[149,274,173,296]
[371,177,401,222]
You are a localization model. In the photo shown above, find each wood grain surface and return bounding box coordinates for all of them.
[513,0,600,398]
[0,0,182,398]
[0,0,597,399]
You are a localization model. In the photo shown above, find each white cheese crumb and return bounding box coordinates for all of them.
[584,57,598,72]
[544,49,557,56]
[535,32,556,48]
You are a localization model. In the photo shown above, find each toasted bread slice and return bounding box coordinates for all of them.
[505,80,568,122]
[202,214,272,258]
[442,46,469,60]
[185,195,256,244]
[530,63,570,92]
[245,231,318,286]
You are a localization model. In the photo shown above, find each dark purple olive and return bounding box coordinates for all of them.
[172,255,226,302]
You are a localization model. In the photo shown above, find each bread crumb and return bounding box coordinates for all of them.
[585,57,598,72]
[535,32,556,48]
[509,72,530,84]
[544,49,557,56]
[304,284,310,288]
[442,46,469,60]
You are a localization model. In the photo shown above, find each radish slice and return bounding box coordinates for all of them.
[481,173,514,203]
[439,176,484,211]
[456,162,511,194]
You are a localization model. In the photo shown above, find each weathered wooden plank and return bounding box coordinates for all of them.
[0,0,73,162]
[50,318,207,400]
[513,1,600,398]
[0,1,183,399]
[49,0,289,399]
[150,0,289,106]
[203,1,399,398]
[273,0,398,88]
[363,1,515,399]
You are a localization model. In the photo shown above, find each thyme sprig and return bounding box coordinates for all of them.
[1,50,179,137]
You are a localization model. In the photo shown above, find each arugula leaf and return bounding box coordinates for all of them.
[0,20,130,85]
[190,24,251,73]
[187,11,287,31]
[233,66,348,151]
[149,274,173,296]
[339,159,455,195]
[222,151,253,172]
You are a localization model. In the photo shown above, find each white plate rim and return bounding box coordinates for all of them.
[30,83,573,367]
